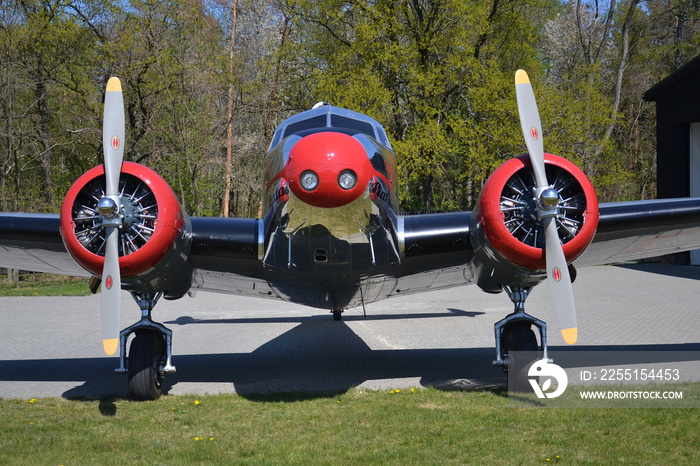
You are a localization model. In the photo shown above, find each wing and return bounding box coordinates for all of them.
[188,217,272,297]
[392,212,474,294]
[392,197,700,290]
[0,213,273,297]
[576,197,700,266]
[0,213,85,276]
[4,197,700,287]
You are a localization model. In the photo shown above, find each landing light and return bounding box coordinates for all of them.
[300,170,319,191]
[338,169,357,190]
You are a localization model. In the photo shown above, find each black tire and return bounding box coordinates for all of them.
[502,322,540,393]
[128,332,166,401]
[332,309,342,321]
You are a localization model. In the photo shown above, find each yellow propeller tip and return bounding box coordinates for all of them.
[103,338,119,355]
[106,77,122,93]
[561,327,578,345]
[515,69,530,85]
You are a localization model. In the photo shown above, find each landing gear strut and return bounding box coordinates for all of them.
[115,292,176,400]
[492,286,548,391]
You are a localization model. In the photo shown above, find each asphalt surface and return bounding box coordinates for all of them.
[1,264,699,399]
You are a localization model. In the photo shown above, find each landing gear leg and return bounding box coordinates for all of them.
[115,292,176,400]
[492,286,548,368]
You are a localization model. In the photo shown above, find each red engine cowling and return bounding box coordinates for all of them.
[471,154,599,291]
[59,161,192,296]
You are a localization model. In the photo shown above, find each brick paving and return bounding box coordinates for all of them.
[0,264,698,399]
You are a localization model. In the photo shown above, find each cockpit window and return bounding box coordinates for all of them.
[283,115,327,139]
[330,115,375,137]
[269,104,393,152]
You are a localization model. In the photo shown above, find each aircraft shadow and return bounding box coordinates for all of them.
[166,308,483,326]
[0,317,697,400]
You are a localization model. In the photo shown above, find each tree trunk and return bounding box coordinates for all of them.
[596,0,639,157]
[7,269,19,288]
[221,0,239,218]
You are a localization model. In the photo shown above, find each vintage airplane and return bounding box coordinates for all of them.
[2,70,700,400]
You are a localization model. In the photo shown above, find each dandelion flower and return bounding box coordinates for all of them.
[194,400,200,405]
[29,399,36,404]
[194,437,200,441]
[209,437,214,441]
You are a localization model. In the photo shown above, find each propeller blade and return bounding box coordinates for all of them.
[103,77,124,196]
[99,77,125,355]
[543,217,578,344]
[100,225,121,355]
[515,69,547,189]
[515,69,578,345]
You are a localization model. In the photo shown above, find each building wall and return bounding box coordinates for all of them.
[644,56,700,264]
[649,65,700,198]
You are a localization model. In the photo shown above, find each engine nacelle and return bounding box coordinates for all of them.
[60,161,192,298]
[471,154,599,292]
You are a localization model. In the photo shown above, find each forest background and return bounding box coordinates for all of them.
[2,0,700,218]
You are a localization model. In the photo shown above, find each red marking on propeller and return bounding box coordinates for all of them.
[111,136,120,150]
[552,267,561,282]
[530,127,539,141]
[106,275,113,290]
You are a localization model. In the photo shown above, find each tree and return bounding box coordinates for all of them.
[290,0,559,211]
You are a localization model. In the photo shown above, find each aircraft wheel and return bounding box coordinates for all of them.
[128,332,166,401]
[502,322,539,392]
[332,309,342,321]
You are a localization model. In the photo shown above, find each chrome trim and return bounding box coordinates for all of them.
[257,219,265,261]
[397,216,405,258]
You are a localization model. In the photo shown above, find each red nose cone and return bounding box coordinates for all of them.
[284,132,373,208]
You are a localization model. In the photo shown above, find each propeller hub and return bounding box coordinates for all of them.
[539,187,560,209]
[97,196,120,218]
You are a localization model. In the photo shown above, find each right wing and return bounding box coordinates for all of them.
[576,197,700,266]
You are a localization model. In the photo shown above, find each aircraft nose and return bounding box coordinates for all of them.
[284,132,373,208]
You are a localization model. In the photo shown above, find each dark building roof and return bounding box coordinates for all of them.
[644,54,700,102]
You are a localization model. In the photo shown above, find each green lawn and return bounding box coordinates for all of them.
[0,273,90,296]
[1,388,698,464]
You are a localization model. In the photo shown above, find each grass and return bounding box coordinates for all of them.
[1,388,699,464]
[0,272,90,296]
[1,271,698,463]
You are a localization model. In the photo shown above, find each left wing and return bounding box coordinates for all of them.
[0,213,85,276]
[0,213,271,296]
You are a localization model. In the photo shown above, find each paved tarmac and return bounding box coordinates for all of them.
[1,264,699,399]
